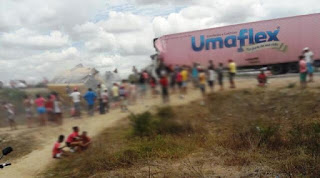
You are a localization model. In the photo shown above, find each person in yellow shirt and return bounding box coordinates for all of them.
[228,59,237,88]
[198,66,206,105]
[180,66,189,95]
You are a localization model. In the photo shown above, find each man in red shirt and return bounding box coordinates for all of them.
[80,131,91,150]
[257,70,267,87]
[160,74,169,103]
[52,135,67,158]
[45,95,54,121]
[66,126,82,152]
[299,55,307,89]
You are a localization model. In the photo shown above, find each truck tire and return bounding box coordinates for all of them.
[314,60,320,67]
[288,62,299,73]
[271,64,285,75]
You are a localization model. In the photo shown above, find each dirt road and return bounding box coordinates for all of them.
[0,76,315,178]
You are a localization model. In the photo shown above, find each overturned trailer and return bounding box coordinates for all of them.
[48,64,102,101]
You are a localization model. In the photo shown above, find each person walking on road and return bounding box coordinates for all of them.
[84,88,97,116]
[303,47,314,82]
[299,55,307,89]
[228,59,237,88]
[70,88,81,118]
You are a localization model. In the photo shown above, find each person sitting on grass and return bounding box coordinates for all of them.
[66,126,82,152]
[257,70,267,87]
[52,135,68,159]
[80,131,91,150]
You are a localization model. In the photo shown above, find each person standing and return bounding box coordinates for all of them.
[170,69,177,94]
[149,76,157,98]
[139,73,146,100]
[208,65,216,92]
[299,55,307,89]
[208,60,214,69]
[23,95,34,128]
[191,63,199,89]
[303,47,314,82]
[112,83,120,108]
[34,94,47,126]
[228,59,237,88]
[69,88,81,118]
[2,101,17,130]
[216,63,224,91]
[54,94,63,125]
[101,89,109,113]
[84,88,97,116]
[119,85,128,112]
[129,81,137,105]
[159,74,169,104]
[198,67,206,105]
[176,69,183,98]
[181,66,189,95]
[45,95,54,122]
[96,84,105,114]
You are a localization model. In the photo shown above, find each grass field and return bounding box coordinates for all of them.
[44,87,320,177]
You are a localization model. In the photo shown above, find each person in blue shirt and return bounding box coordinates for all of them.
[84,88,97,116]
[191,63,199,89]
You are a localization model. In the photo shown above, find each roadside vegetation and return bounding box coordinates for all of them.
[44,88,320,177]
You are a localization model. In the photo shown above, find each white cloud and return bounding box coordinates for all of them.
[0,28,70,50]
[0,0,106,32]
[98,11,150,33]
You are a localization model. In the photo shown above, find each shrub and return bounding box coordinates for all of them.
[156,106,175,118]
[129,112,154,137]
[129,107,193,137]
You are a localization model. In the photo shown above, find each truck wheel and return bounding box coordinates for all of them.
[288,62,299,73]
[271,64,284,75]
[314,60,320,67]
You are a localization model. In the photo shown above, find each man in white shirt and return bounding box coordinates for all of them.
[303,47,314,82]
[208,66,216,92]
[70,88,81,118]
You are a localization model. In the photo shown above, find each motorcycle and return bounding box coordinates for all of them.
[0,147,13,169]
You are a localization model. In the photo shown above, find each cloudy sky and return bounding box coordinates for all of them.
[0,0,319,83]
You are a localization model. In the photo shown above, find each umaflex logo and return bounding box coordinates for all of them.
[191,27,280,52]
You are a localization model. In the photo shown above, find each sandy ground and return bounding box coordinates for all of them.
[0,75,315,178]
